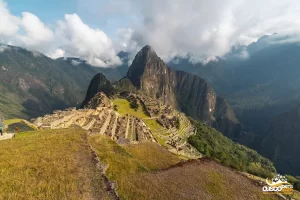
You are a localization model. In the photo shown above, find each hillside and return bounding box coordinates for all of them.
[0,127,281,200]
[0,128,116,199]
[89,135,280,200]
[0,44,127,119]
[0,75,291,199]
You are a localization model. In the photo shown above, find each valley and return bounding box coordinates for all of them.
[1,44,300,199]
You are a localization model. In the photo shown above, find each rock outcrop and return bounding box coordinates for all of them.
[83,92,112,109]
[81,73,116,108]
[125,45,242,139]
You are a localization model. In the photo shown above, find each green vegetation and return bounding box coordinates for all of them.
[3,119,36,133]
[129,99,139,111]
[90,135,278,200]
[4,119,22,125]
[0,45,126,120]
[188,122,276,178]
[112,98,148,118]
[286,175,300,192]
[89,135,181,199]
[0,128,113,200]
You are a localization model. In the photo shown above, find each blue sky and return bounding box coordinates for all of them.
[9,0,76,24]
[6,0,133,38]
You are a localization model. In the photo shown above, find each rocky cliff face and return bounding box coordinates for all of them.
[126,45,242,139]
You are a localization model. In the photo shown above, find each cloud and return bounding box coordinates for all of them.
[2,0,300,66]
[0,1,122,68]
[0,44,10,52]
[55,14,122,67]
[112,0,300,63]
[47,49,65,59]
[71,60,81,66]
[0,0,20,37]
[18,12,54,46]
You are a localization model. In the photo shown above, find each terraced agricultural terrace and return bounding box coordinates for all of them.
[32,92,201,159]
[15,91,290,199]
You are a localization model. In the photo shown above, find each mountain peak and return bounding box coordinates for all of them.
[81,73,115,107]
[136,45,157,58]
[126,45,161,88]
[142,45,153,51]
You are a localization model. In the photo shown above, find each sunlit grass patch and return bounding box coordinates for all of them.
[0,128,112,200]
[89,135,181,199]
[4,119,22,125]
[112,98,148,118]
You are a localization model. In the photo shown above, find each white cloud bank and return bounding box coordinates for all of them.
[2,0,300,66]
[112,0,300,62]
[55,14,121,67]
[0,0,121,67]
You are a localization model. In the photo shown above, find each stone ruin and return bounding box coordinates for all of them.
[118,93,174,118]
[83,92,112,109]
[114,93,201,158]
[156,115,180,129]
[32,92,201,158]
[32,92,157,144]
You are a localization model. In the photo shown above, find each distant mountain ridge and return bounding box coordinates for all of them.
[168,34,300,135]
[0,44,128,119]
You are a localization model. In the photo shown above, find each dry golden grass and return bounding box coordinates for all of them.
[89,135,280,200]
[89,135,181,199]
[0,128,114,200]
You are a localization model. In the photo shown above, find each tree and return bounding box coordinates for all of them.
[130,100,139,111]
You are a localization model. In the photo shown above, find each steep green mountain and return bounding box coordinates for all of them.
[0,44,127,119]
[189,122,275,178]
[124,45,243,140]
[260,105,300,176]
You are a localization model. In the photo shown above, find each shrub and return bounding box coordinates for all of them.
[188,122,276,178]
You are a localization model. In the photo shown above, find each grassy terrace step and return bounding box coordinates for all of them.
[0,129,114,200]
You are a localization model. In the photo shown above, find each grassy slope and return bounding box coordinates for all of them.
[188,122,276,178]
[89,135,279,200]
[0,128,114,200]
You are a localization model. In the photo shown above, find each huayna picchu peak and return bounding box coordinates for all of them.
[124,45,243,140]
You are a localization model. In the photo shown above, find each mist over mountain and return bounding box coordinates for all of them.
[168,34,300,135]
